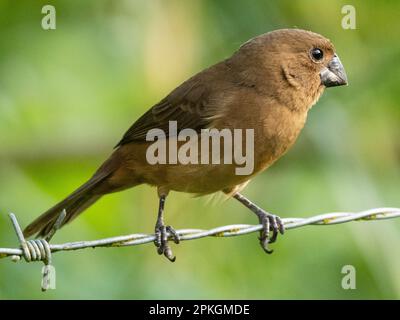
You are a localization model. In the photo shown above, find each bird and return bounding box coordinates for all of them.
[23,28,348,261]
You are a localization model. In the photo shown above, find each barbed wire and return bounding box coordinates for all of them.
[1,207,400,291]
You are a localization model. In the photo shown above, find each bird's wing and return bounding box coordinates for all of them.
[116,74,222,147]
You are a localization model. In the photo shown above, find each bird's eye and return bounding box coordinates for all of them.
[311,48,324,61]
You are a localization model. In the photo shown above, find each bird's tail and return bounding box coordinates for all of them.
[23,172,110,238]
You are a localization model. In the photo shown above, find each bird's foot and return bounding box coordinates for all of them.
[256,210,285,254]
[154,223,180,262]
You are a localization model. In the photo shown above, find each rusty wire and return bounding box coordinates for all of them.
[1,207,400,257]
[1,207,400,290]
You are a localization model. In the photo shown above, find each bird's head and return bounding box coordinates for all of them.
[230,28,348,110]
[271,29,348,89]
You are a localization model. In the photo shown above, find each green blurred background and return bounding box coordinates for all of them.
[0,0,399,299]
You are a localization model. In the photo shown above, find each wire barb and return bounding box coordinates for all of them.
[7,213,56,291]
[45,209,67,242]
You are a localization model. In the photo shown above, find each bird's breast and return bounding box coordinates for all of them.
[253,105,308,172]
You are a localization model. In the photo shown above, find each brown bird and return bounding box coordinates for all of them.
[24,29,347,261]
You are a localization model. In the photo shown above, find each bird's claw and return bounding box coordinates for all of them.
[257,211,285,254]
[154,224,180,262]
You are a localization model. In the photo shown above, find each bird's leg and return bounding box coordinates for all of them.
[154,194,180,262]
[233,193,285,254]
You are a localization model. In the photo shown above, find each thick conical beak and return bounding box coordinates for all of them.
[320,54,348,87]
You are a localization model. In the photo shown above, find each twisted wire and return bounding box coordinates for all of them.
[1,207,399,259]
[7,213,52,265]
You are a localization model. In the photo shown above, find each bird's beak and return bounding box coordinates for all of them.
[320,54,348,87]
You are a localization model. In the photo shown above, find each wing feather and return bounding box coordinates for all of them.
[116,68,227,146]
